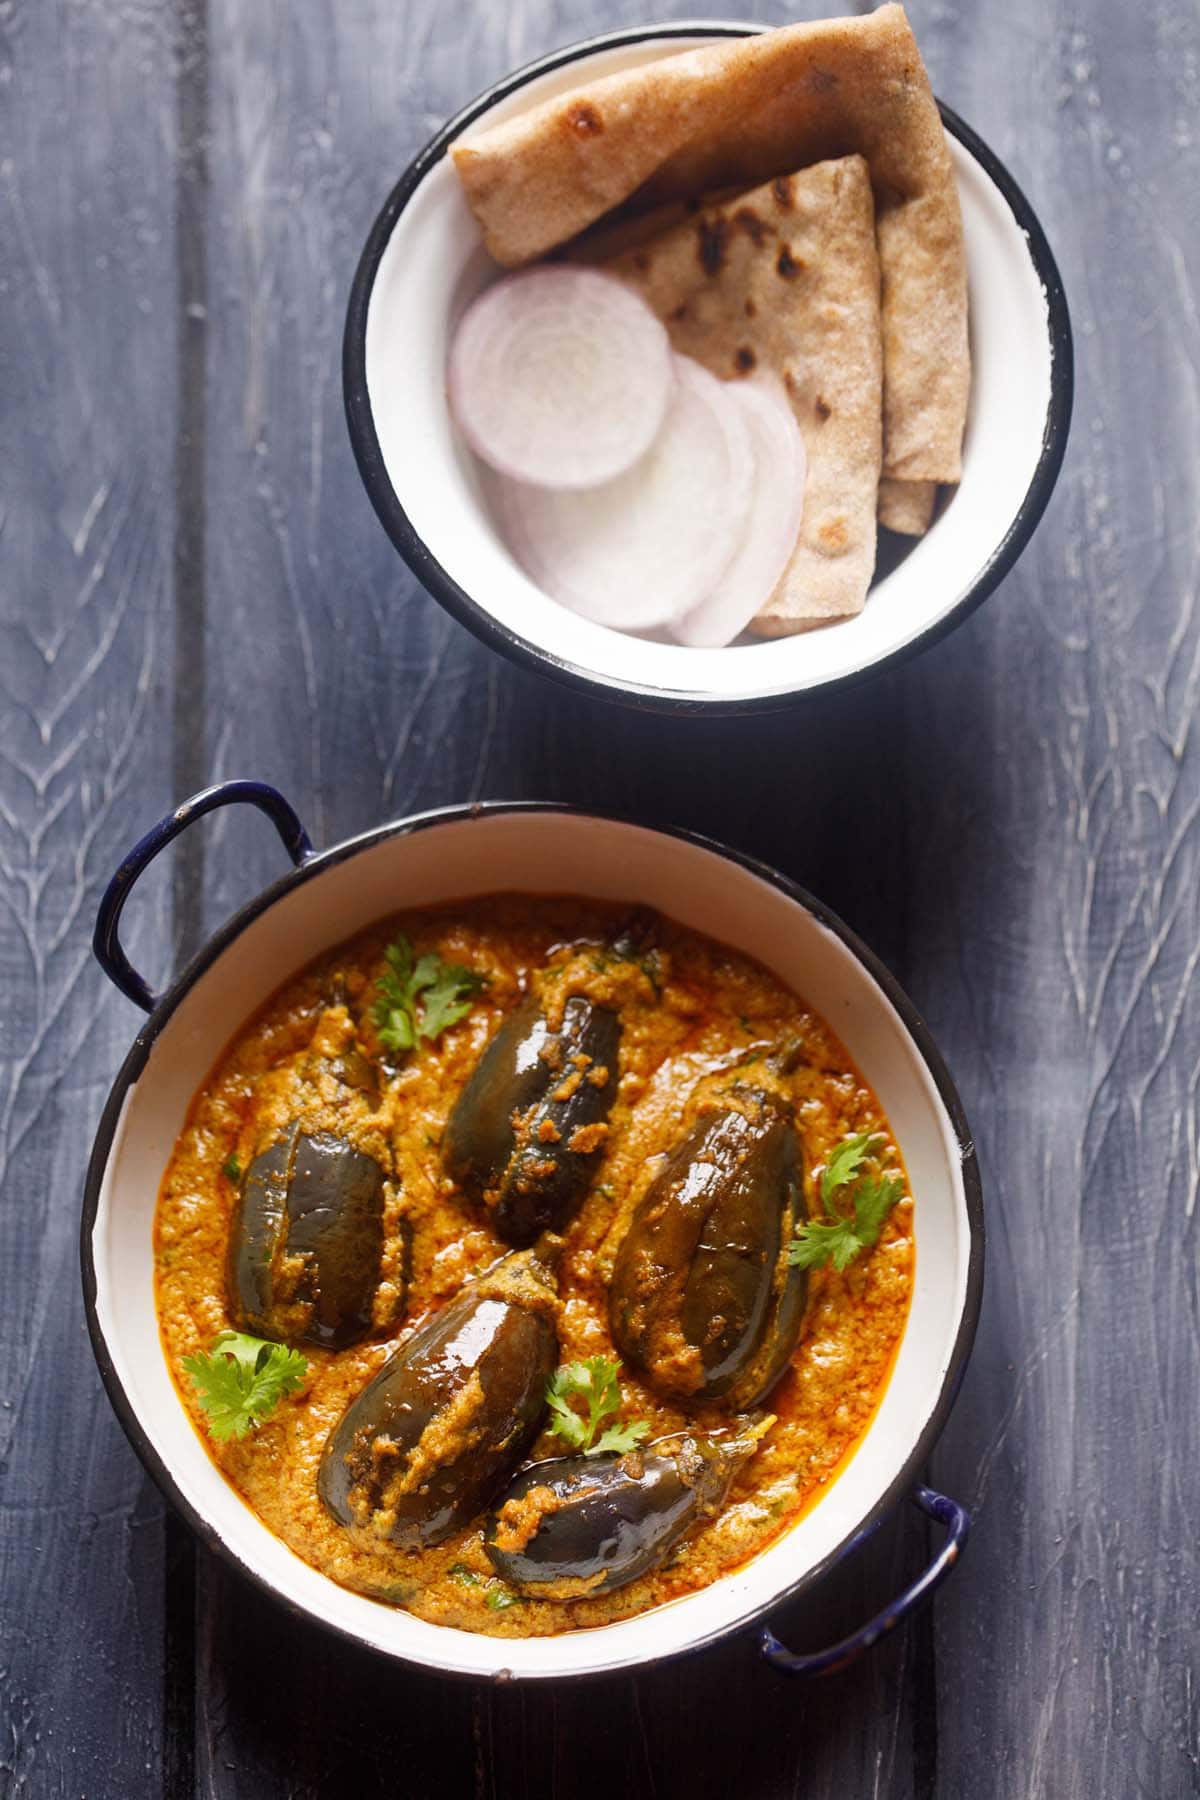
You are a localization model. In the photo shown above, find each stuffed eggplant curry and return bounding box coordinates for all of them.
[155,898,914,1637]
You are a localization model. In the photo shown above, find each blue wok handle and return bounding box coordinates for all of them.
[93,780,315,1013]
[759,1485,970,1677]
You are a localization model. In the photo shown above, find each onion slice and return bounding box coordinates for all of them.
[495,356,754,631]
[448,268,674,490]
[673,376,807,648]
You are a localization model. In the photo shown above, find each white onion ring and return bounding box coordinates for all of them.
[673,375,807,649]
[448,267,674,490]
[495,355,754,632]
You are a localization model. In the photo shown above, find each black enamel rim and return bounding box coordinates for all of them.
[81,802,985,1682]
[343,21,1074,717]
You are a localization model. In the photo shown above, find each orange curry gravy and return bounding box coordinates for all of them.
[154,897,913,1637]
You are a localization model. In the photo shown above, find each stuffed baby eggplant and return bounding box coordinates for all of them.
[444,986,622,1246]
[610,1049,808,1410]
[228,1123,403,1351]
[485,1427,761,1596]
[317,1246,559,1549]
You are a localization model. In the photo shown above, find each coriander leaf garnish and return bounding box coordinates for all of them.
[372,936,488,1059]
[485,1584,522,1611]
[852,1173,906,1248]
[222,1153,242,1183]
[182,1330,308,1442]
[787,1212,866,1273]
[545,1355,650,1456]
[789,1131,905,1274]
[820,1130,881,1208]
[419,974,485,1042]
[592,1419,653,1456]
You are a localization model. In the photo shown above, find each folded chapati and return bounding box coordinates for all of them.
[590,157,882,632]
[451,4,968,529]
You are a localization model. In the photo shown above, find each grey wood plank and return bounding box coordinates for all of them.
[908,3,1200,1794]
[0,0,186,1793]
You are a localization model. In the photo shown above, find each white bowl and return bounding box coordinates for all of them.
[344,20,1072,714]
[85,789,983,1680]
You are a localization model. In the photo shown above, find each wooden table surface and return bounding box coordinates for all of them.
[3,0,1198,1794]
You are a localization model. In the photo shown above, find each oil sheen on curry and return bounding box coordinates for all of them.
[155,898,914,1637]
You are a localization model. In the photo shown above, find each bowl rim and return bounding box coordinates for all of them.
[82,800,985,1679]
[342,17,1074,717]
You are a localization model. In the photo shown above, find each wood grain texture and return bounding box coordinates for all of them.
[909,3,1200,1791]
[2,0,1198,1793]
[0,0,186,1793]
